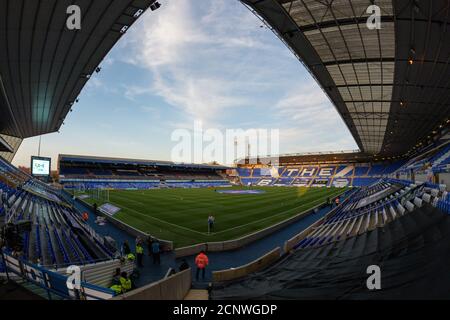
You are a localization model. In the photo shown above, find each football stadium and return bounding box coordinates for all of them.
[1,0,450,305]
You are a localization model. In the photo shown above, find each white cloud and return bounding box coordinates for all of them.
[114,0,358,155]
[119,0,279,124]
[123,85,152,101]
[151,70,250,123]
[83,75,119,96]
[274,84,358,153]
[102,57,115,67]
[125,0,207,68]
[83,77,104,93]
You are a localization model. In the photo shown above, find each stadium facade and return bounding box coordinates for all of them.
[235,133,450,188]
[1,0,450,301]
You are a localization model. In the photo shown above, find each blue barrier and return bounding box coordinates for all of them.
[1,251,115,300]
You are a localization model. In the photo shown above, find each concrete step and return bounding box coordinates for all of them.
[0,280,44,300]
[14,278,64,300]
[184,289,209,300]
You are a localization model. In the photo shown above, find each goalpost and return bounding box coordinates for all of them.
[87,188,109,202]
[70,183,85,197]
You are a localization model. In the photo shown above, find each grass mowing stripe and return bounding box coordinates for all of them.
[211,189,331,225]
[116,186,326,207]
[114,188,327,228]
[109,193,208,235]
[82,186,346,247]
[118,188,336,231]
[212,188,344,236]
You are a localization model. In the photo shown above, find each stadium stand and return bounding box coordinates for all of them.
[0,0,449,301]
[295,179,420,249]
[58,154,231,190]
[212,178,450,299]
[235,158,408,188]
[1,156,117,269]
[397,141,450,173]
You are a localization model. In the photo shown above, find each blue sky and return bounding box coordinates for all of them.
[13,0,357,169]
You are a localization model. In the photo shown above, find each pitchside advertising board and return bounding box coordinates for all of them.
[31,156,51,177]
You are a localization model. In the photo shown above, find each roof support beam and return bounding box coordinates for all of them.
[0,135,14,153]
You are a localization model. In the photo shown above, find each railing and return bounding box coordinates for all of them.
[1,251,115,300]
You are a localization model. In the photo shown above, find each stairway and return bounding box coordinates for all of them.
[0,279,44,300]
[7,278,63,300]
[184,289,209,300]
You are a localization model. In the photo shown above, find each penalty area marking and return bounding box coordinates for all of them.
[109,193,207,236]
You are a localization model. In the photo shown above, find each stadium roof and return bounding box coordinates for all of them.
[0,0,155,142]
[0,135,13,152]
[242,0,450,157]
[236,150,376,165]
[58,154,231,170]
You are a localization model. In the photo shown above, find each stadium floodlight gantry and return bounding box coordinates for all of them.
[0,0,157,160]
[241,0,450,158]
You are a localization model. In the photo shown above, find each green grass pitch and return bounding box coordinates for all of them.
[80,186,346,248]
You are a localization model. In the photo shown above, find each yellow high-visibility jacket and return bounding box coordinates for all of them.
[120,277,132,292]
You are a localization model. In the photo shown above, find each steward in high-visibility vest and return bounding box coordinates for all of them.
[110,285,122,295]
[120,272,132,292]
[127,253,135,261]
[136,243,144,267]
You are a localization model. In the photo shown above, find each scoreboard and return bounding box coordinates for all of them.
[31,156,51,178]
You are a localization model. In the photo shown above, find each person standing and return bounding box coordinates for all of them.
[135,236,142,246]
[136,242,144,267]
[208,215,215,233]
[82,211,89,222]
[122,240,131,256]
[335,197,340,207]
[195,251,209,281]
[112,268,122,286]
[152,240,161,265]
[146,235,154,257]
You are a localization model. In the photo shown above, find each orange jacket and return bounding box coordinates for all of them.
[195,253,209,269]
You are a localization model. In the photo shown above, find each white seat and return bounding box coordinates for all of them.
[422,193,431,203]
[397,203,406,215]
[389,206,397,220]
[405,201,415,212]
